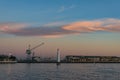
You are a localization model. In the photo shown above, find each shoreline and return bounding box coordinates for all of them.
[17,62,120,63]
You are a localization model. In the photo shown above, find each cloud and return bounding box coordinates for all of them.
[58,6,65,13]
[63,21,103,32]
[63,18,120,32]
[0,18,120,38]
[0,23,28,32]
[58,5,75,13]
[0,22,77,37]
[10,27,77,36]
[43,22,66,27]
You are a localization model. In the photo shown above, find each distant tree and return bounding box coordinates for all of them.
[9,55,16,61]
[0,55,16,61]
[0,55,9,61]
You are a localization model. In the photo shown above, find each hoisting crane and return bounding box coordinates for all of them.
[26,42,44,60]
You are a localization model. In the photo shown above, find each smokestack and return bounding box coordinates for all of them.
[57,48,60,63]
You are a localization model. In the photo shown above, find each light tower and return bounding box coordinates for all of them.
[57,48,60,63]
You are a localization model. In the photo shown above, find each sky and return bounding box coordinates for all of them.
[0,0,120,58]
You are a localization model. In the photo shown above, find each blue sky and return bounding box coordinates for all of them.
[0,0,120,58]
[0,0,120,23]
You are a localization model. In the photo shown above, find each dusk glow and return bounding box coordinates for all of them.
[0,0,120,58]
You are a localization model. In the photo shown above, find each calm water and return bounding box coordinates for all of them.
[0,63,120,80]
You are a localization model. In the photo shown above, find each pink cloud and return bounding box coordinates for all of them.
[0,18,120,38]
[62,21,103,32]
[63,18,120,32]
[0,23,28,32]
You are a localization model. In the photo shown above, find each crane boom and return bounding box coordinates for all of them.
[30,42,44,51]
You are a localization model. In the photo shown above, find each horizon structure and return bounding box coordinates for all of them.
[0,0,120,58]
[57,48,60,63]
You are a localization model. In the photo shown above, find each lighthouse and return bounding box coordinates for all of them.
[57,48,60,63]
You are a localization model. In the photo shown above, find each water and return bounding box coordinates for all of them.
[0,63,120,80]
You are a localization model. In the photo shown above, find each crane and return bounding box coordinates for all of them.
[30,42,44,51]
[26,42,44,60]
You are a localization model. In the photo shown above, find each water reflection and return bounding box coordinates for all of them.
[56,63,61,69]
[7,64,12,75]
[25,64,32,80]
[55,63,61,79]
[1,63,120,80]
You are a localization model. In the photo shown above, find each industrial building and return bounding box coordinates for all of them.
[65,55,120,63]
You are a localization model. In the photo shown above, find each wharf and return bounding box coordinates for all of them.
[0,61,17,64]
